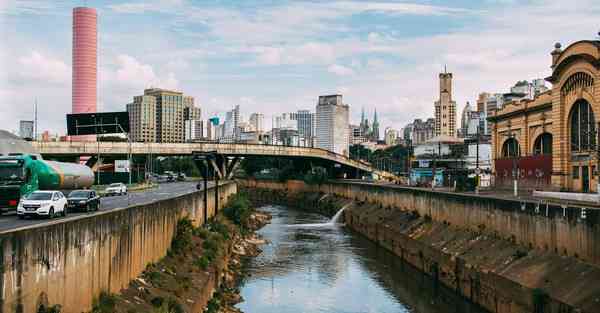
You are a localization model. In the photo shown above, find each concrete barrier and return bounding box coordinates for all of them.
[0,181,237,312]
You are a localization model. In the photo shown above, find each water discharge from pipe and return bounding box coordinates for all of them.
[286,203,349,228]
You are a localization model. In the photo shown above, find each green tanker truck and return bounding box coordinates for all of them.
[0,154,94,213]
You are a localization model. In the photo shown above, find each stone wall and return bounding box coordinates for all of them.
[241,179,600,313]
[0,182,237,313]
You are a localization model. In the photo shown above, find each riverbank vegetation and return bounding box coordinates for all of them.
[79,193,270,313]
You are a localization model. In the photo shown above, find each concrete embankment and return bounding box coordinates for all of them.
[0,182,237,313]
[240,179,600,313]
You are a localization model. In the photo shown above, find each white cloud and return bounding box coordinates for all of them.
[17,51,70,84]
[113,54,179,90]
[249,42,336,65]
[328,64,355,76]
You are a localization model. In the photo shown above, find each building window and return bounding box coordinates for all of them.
[533,133,552,155]
[570,99,596,152]
[573,166,580,179]
[501,137,520,158]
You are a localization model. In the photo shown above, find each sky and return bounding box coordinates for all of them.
[0,0,598,135]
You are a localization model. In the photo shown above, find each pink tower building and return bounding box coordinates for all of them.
[72,7,97,141]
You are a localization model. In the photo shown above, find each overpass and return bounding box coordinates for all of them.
[32,141,398,180]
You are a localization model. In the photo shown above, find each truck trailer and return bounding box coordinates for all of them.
[0,154,94,213]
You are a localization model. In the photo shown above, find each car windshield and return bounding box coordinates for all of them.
[109,183,121,187]
[26,192,53,200]
[69,191,90,198]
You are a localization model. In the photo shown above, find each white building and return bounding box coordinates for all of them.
[384,127,398,146]
[184,119,203,142]
[315,95,349,156]
[510,79,548,100]
[223,105,240,140]
[248,113,264,132]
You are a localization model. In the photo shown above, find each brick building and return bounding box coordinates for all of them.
[489,40,600,192]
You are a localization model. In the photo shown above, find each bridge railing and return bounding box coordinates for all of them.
[32,141,398,179]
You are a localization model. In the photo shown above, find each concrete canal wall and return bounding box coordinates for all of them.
[241,179,600,313]
[0,182,237,313]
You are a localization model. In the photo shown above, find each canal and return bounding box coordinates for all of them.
[236,205,490,313]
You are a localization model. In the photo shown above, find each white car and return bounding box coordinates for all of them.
[17,191,68,219]
[105,183,127,196]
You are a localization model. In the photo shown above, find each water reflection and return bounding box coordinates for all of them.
[236,205,489,313]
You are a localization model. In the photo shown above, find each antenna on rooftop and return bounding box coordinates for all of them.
[444,64,447,73]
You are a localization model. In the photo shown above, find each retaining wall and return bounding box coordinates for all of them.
[0,182,237,312]
[242,179,600,267]
[241,179,600,313]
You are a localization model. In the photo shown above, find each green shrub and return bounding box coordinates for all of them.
[151,297,184,313]
[37,304,61,313]
[205,297,221,313]
[210,221,230,240]
[144,270,164,287]
[171,218,194,255]
[91,292,117,313]
[223,193,251,226]
[193,227,210,239]
[194,256,210,270]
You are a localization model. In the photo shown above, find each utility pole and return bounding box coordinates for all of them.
[476,125,480,194]
[34,98,38,141]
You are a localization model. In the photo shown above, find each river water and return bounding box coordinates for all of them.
[236,205,490,313]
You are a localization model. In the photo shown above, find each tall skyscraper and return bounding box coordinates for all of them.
[297,110,315,146]
[72,7,97,141]
[315,95,349,156]
[224,105,240,140]
[434,69,457,137]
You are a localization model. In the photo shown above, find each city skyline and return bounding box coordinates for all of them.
[0,0,598,134]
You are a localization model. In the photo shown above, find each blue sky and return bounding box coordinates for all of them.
[0,0,598,134]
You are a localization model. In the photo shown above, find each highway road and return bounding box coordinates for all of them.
[0,181,210,232]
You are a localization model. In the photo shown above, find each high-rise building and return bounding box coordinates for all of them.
[19,120,34,140]
[223,105,240,140]
[350,124,367,144]
[315,95,349,156]
[297,110,315,145]
[72,7,98,141]
[184,119,203,142]
[127,95,157,142]
[476,92,489,113]
[460,102,472,138]
[127,88,199,143]
[275,113,297,130]
[249,113,264,132]
[434,70,457,137]
[412,118,436,145]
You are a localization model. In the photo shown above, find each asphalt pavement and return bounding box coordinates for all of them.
[0,181,209,232]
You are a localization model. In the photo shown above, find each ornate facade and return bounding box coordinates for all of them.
[490,40,600,192]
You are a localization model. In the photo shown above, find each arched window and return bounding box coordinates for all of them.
[501,138,520,158]
[570,99,596,152]
[533,133,552,155]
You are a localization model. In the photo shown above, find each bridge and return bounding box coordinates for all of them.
[32,141,398,180]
